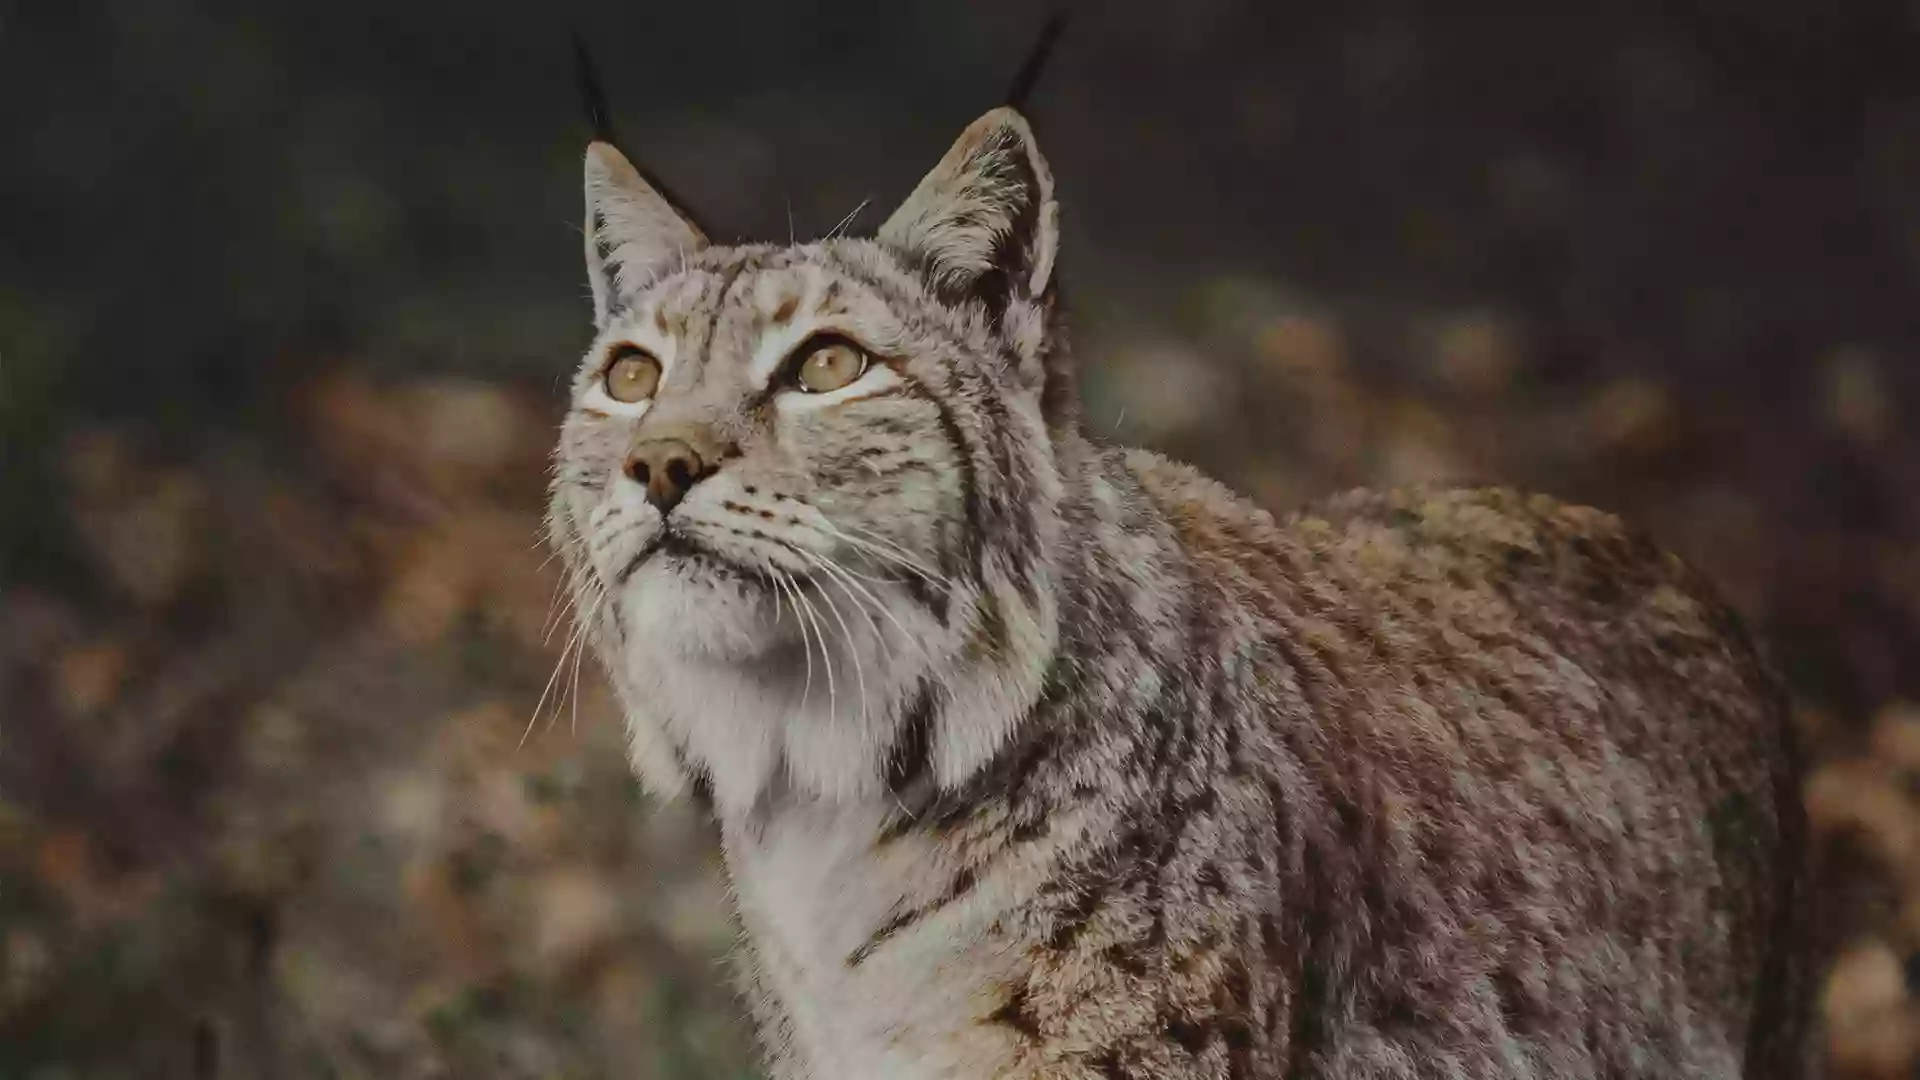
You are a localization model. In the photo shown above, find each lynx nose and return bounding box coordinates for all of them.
[625,438,715,513]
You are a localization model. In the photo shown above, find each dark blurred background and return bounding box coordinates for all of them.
[3,2,1919,1077]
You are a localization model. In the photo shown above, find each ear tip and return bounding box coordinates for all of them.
[978,105,1032,130]
[962,106,1042,155]
[584,140,638,181]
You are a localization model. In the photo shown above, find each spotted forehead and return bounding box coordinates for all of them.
[627,254,856,334]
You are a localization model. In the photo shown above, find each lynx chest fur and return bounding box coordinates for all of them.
[543,98,1808,1079]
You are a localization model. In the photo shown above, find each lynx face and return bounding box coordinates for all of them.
[547,111,1073,815]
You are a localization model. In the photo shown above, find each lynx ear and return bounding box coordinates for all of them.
[584,141,707,329]
[877,107,1059,313]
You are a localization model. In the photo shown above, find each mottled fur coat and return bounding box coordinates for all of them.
[544,106,1809,1079]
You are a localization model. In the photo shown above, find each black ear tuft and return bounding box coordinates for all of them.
[572,31,618,144]
[570,32,710,243]
[1004,10,1069,114]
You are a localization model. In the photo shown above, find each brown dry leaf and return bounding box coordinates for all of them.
[1256,314,1347,383]
[471,765,557,850]
[33,829,94,900]
[1827,941,1907,1021]
[260,488,363,585]
[1806,761,1920,883]
[529,866,622,980]
[380,528,479,646]
[1429,312,1519,394]
[436,702,576,843]
[401,855,499,983]
[590,958,655,1054]
[375,770,449,851]
[66,440,209,607]
[406,377,534,480]
[119,471,208,605]
[438,700,533,771]
[54,640,129,717]
[1377,398,1466,486]
[307,369,405,475]
[1585,376,1675,457]
[32,829,158,927]
[1870,702,1920,775]
[306,367,468,522]
[448,508,557,646]
[1824,940,1920,1077]
[1823,348,1895,446]
[496,558,571,656]
[379,507,547,647]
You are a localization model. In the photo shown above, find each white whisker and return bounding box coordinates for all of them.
[796,548,927,665]
[538,567,575,643]
[774,571,816,709]
[823,523,953,591]
[836,521,948,578]
[566,591,600,736]
[542,557,597,645]
[810,566,870,728]
[803,547,905,587]
[790,580,837,721]
[524,589,596,749]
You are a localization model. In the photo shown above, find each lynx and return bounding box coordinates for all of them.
[542,95,1809,1078]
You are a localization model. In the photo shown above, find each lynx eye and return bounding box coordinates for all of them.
[602,346,661,403]
[791,339,870,394]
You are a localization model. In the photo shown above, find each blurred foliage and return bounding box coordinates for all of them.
[4,1,1920,1077]
[1,376,755,1078]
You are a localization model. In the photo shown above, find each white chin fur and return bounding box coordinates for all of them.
[619,556,784,661]
[605,552,949,817]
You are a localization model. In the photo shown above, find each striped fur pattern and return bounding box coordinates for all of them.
[544,108,1809,1079]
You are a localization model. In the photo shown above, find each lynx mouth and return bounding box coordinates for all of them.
[613,535,667,585]
[619,531,774,591]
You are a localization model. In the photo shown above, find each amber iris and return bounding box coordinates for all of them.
[603,347,661,403]
[793,340,869,394]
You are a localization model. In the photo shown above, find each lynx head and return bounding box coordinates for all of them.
[546,108,1079,817]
